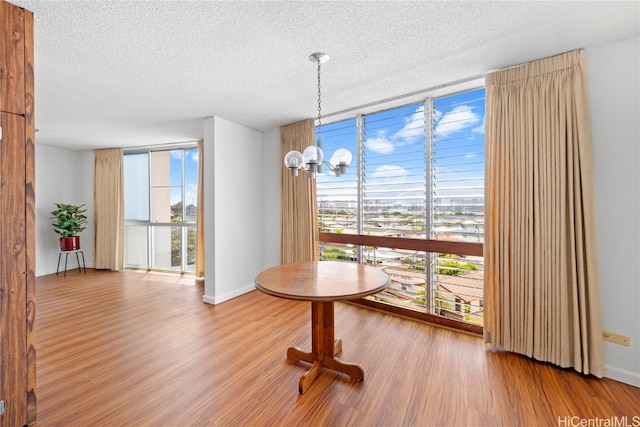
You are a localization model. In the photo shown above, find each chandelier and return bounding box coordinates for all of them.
[284,52,352,179]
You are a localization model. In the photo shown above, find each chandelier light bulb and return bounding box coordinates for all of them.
[302,145,323,179]
[302,145,324,165]
[331,148,352,167]
[284,150,304,176]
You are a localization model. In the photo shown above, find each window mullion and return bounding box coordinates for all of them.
[181,150,186,272]
[147,153,152,269]
[356,114,364,263]
[424,97,434,315]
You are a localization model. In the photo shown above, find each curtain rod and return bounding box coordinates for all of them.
[321,73,486,120]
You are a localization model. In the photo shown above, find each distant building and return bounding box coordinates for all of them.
[185,204,197,221]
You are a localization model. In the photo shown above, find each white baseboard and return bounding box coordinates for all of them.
[202,294,216,305]
[605,364,640,388]
[202,284,255,305]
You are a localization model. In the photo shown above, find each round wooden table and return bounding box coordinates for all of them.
[254,261,390,393]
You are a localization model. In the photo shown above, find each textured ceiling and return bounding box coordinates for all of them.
[9,0,640,150]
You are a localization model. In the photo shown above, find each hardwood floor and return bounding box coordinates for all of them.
[34,269,639,426]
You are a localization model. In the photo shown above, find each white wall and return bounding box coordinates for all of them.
[261,127,281,269]
[202,117,264,304]
[587,36,640,387]
[35,144,94,276]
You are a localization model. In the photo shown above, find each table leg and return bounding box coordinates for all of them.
[286,300,364,393]
[298,361,322,394]
[287,347,314,364]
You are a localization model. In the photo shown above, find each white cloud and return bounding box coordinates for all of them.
[464,153,476,159]
[394,105,425,142]
[365,105,428,154]
[365,130,394,154]
[371,165,408,180]
[472,115,485,135]
[434,105,481,137]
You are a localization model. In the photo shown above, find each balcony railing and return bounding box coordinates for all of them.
[124,222,196,273]
[318,232,484,335]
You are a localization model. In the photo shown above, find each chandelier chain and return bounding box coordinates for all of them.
[317,58,322,128]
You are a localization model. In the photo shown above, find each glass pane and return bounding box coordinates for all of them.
[150,187,173,223]
[432,88,485,243]
[170,187,183,222]
[169,150,183,222]
[185,225,196,272]
[319,243,357,262]
[124,153,149,220]
[316,119,358,235]
[151,225,181,271]
[170,150,182,187]
[150,151,173,223]
[363,103,426,239]
[124,225,148,268]
[150,150,171,187]
[432,253,484,325]
[184,148,199,224]
[365,248,428,312]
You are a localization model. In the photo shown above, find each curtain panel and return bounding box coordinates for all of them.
[195,139,205,279]
[94,148,124,271]
[484,49,604,376]
[280,119,318,264]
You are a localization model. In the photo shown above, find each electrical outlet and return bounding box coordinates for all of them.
[602,330,630,346]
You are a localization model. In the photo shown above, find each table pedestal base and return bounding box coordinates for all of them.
[287,301,364,393]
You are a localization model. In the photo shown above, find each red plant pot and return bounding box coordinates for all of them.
[60,236,80,251]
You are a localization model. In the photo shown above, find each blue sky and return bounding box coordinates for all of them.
[170,148,199,207]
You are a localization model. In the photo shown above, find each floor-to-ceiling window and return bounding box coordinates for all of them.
[317,87,485,330]
[123,145,198,273]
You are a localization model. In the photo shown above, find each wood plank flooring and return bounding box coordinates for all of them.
[34,269,640,426]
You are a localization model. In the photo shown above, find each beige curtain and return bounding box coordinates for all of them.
[484,49,604,376]
[195,139,205,279]
[280,119,318,264]
[94,148,124,271]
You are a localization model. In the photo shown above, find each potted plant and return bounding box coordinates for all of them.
[50,203,88,251]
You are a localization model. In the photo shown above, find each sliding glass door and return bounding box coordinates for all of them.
[124,146,198,273]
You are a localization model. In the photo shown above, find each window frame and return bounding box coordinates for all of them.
[316,87,485,334]
[123,143,199,273]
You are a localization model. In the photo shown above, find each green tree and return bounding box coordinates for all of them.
[435,260,478,276]
[321,247,350,261]
[171,227,181,267]
[171,201,183,221]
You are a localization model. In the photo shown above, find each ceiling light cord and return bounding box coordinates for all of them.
[317,58,322,128]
